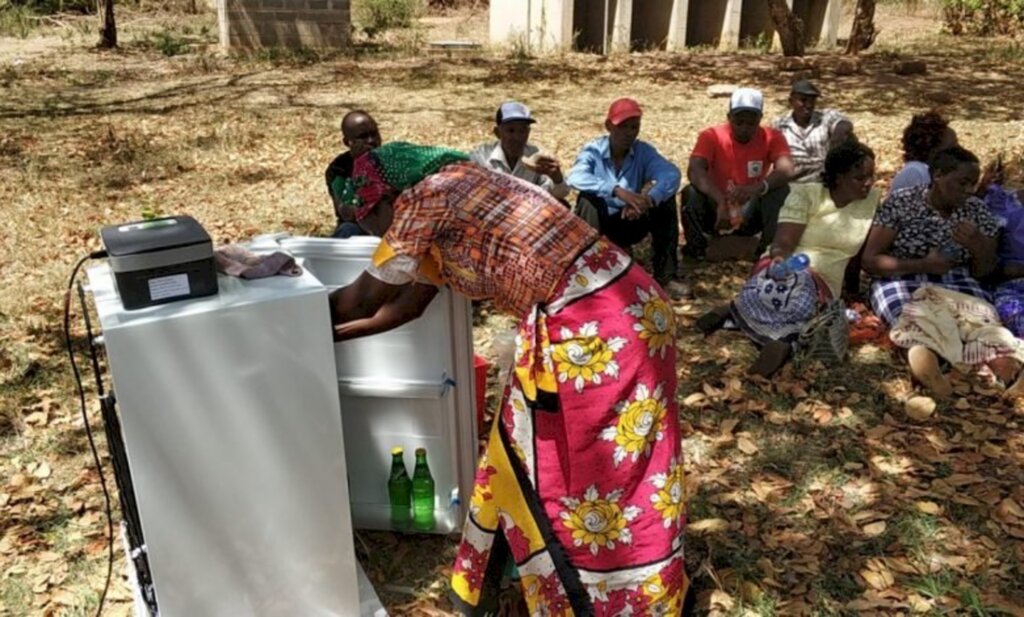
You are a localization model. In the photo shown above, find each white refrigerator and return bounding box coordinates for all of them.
[87,235,478,617]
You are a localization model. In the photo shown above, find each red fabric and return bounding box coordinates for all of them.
[351,153,393,221]
[606,97,643,125]
[847,301,892,347]
[690,124,791,194]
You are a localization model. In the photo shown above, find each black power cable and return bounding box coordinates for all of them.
[62,250,114,617]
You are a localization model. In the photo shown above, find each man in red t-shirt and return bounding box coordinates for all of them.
[682,88,795,260]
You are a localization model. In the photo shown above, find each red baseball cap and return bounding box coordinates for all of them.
[606,98,643,125]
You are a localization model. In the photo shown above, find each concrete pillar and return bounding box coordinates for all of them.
[720,0,743,48]
[490,0,574,51]
[666,0,689,51]
[821,0,841,47]
[535,0,574,51]
[489,0,528,47]
[610,0,632,52]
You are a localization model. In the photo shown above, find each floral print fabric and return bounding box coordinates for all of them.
[873,185,1000,266]
[451,240,687,616]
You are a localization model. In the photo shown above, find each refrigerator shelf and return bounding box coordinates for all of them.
[337,376,455,400]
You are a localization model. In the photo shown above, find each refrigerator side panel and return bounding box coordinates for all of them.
[101,285,360,617]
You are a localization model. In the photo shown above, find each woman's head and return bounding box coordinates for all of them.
[929,146,981,209]
[823,140,875,199]
[901,111,956,163]
[341,142,469,232]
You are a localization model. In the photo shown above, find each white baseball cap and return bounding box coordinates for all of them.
[496,101,536,125]
[729,88,764,114]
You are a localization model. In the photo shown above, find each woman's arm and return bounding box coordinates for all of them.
[861,226,950,276]
[952,221,998,279]
[328,271,439,341]
[768,222,805,261]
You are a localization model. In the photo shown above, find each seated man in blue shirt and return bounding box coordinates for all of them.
[568,97,688,297]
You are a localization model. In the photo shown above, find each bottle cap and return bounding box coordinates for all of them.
[415,447,427,456]
[391,446,404,455]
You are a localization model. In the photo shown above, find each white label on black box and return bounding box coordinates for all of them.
[149,274,191,301]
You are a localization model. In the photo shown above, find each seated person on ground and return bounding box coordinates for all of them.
[683,88,796,261]
[326,110,381,238]
[982,163,1024,339]
[773,79,854,183]
[889,110,957,194]
[697,141,880,377]
[567,97,688,297]
[469,101,569,201]
[862,146,1002,397]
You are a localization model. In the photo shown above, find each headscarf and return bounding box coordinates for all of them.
[340,142,469,221]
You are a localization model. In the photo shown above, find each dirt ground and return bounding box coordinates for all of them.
[2,2,1024,616]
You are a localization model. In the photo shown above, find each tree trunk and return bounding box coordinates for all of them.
[765,0,805,57]
[98,0,117,48]
[846,0,877,54]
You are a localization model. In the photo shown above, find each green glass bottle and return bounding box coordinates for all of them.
[411,447,435,532]
[387,447,412,530]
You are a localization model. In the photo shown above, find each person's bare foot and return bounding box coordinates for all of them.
[987,357,1022,386]
[1004,370,1024,400]
[908,345,953,398]
[749,340,791,377]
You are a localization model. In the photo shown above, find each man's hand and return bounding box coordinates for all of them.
[951,221,986,254]
[533,155,564,184]
[727,182,762,204]
[715,204,734,231]
[614,187,653,221]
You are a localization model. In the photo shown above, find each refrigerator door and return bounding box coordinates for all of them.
[278,237,478,534]
[88,264,362,616]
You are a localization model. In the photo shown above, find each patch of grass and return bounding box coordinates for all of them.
[354,0,420,38]
[945,501,988,529]
[0,2,38,38]
[908,569,956,600]
[813,569,862,608]
[138,29,192,57]
[729,592,778,617]
[898,511,939,545]
[243,46,341,66]
[931,460,954,478]
[0,576,32,614]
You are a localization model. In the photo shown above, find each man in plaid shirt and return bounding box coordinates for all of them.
[773,80,854,183]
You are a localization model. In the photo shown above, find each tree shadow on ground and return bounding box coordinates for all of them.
[1,38,1022,124]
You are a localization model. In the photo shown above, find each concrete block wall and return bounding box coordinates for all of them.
[218,0,350,49]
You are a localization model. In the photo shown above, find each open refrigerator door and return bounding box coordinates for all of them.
[268,235,479,535]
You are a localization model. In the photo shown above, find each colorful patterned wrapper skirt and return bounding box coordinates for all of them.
[451,239,688,616]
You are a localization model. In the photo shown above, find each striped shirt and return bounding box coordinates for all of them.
[773,109,849,183]
[370,162,598,314]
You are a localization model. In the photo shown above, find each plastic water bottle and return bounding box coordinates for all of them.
[768,253,810,279]
[412,448,435,532]
[387,447,412,530]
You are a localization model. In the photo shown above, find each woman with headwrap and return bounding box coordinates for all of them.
[328,142,687,615]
